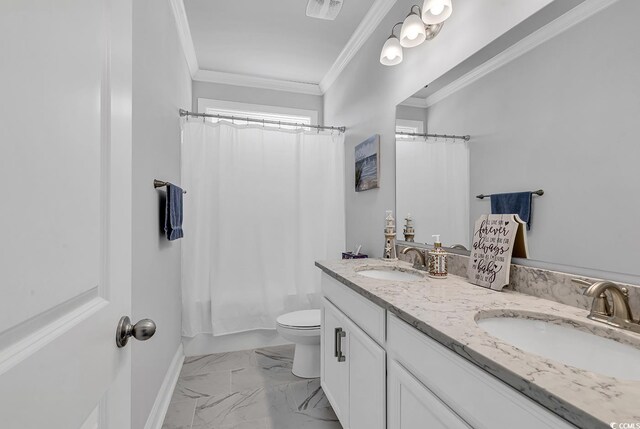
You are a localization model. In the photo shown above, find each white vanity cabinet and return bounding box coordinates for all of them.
[321,274,386,429]
[386,314,576,429]
[320,271,576,429]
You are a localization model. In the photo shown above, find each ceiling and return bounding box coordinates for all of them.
[184,0,375,85]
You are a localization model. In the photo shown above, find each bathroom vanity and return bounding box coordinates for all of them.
[317,258,640,429]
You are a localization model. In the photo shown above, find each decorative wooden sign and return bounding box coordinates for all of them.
[467,214,526,290]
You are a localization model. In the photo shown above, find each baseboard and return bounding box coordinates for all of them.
[182,330,290,357]
[143,343,185,429]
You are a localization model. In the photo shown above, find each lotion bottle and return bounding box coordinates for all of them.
[428,235,448,278]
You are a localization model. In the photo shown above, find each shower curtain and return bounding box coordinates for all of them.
[396,137,470,246]
[181,120,345,337]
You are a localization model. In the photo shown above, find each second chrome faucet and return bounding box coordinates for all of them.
[573,278,640,335]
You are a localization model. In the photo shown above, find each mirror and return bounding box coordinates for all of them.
[395,0,639,276]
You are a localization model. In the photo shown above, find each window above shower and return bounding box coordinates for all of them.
[197,98,318,131]
[395,118,424,140]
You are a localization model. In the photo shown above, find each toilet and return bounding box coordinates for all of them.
[276,309,321,378]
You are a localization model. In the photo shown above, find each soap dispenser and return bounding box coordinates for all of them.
[428,235,448,278]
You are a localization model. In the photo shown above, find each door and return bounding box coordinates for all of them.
[321,298,349,425]
[0,0,133,428]
[388,360,471,429]
[344,315,385,429]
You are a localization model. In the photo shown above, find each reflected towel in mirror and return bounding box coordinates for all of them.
[490,192,532,230]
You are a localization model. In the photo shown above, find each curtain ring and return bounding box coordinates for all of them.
[262,119,265,128]
[278,121,281,129]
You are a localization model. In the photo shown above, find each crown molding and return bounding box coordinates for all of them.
[319,0,398,93]
[169,0,395,95]
[399,97,428,109]
[194,69,323,96]
[169,0,199,78]
[424,0,618,108]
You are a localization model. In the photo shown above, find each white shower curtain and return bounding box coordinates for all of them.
[396,138,470,246]
[181,120,345,337]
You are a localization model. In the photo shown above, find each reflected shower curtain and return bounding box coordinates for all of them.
[181,120,345,337]
[396,138,470,246]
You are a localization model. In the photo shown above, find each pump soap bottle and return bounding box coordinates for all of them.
[428,235,448,278]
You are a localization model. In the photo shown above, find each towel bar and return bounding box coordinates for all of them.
[154,179,186,194]
[476,189,543,200]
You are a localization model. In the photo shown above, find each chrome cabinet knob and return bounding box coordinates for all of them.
[116,316,156,348]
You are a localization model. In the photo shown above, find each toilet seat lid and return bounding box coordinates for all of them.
[276,309,320,328]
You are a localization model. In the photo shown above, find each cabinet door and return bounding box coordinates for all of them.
[345,315,386,429]
[388,359,471,429]
[322,298,350,424]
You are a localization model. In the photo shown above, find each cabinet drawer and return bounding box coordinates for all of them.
[387,314,576,429]
[321,272,385,345]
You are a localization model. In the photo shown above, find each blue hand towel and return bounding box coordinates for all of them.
[490,191,533,230]
[165,184,184,240]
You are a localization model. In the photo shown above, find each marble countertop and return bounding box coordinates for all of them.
[316,258,640,429]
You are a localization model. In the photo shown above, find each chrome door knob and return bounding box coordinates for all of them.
[116,316,157,348]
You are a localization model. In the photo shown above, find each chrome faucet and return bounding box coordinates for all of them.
[450,244,468,251]
[401,247,426,269]
[573,278,640,334]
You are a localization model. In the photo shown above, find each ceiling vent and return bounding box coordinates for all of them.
[306,0,344,20]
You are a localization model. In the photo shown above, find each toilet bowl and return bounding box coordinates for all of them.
[276,309,321,378]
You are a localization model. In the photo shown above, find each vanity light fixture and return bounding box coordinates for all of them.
[400,6,427,48]
[380,22,404,66]
[380,1,452,66]
[422,0,452,25]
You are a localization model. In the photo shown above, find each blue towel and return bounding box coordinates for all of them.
[490,191,533,230]
[165,184,184,240]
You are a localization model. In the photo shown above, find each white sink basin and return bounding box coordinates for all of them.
[356,267,424,281]
[477,315,640,381]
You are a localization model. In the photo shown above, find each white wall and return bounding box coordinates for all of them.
[426,0,640,276]
[192,81,324,124]
[132,0,192,427]
[324,0,556,259]
[396,105,427,124]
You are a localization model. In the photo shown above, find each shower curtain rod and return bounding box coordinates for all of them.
[179,109,346,133]
[396,131,471,141]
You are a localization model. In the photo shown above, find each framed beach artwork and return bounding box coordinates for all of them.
[355,135,380,192]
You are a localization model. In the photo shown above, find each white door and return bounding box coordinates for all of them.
[0,0,135,428]
[344,316,385,429]
[321,298,350,425]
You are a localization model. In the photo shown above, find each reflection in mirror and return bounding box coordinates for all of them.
[396,126,469,247]
[395,0,640,276]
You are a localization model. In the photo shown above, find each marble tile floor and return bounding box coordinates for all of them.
[162,344,342,429]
